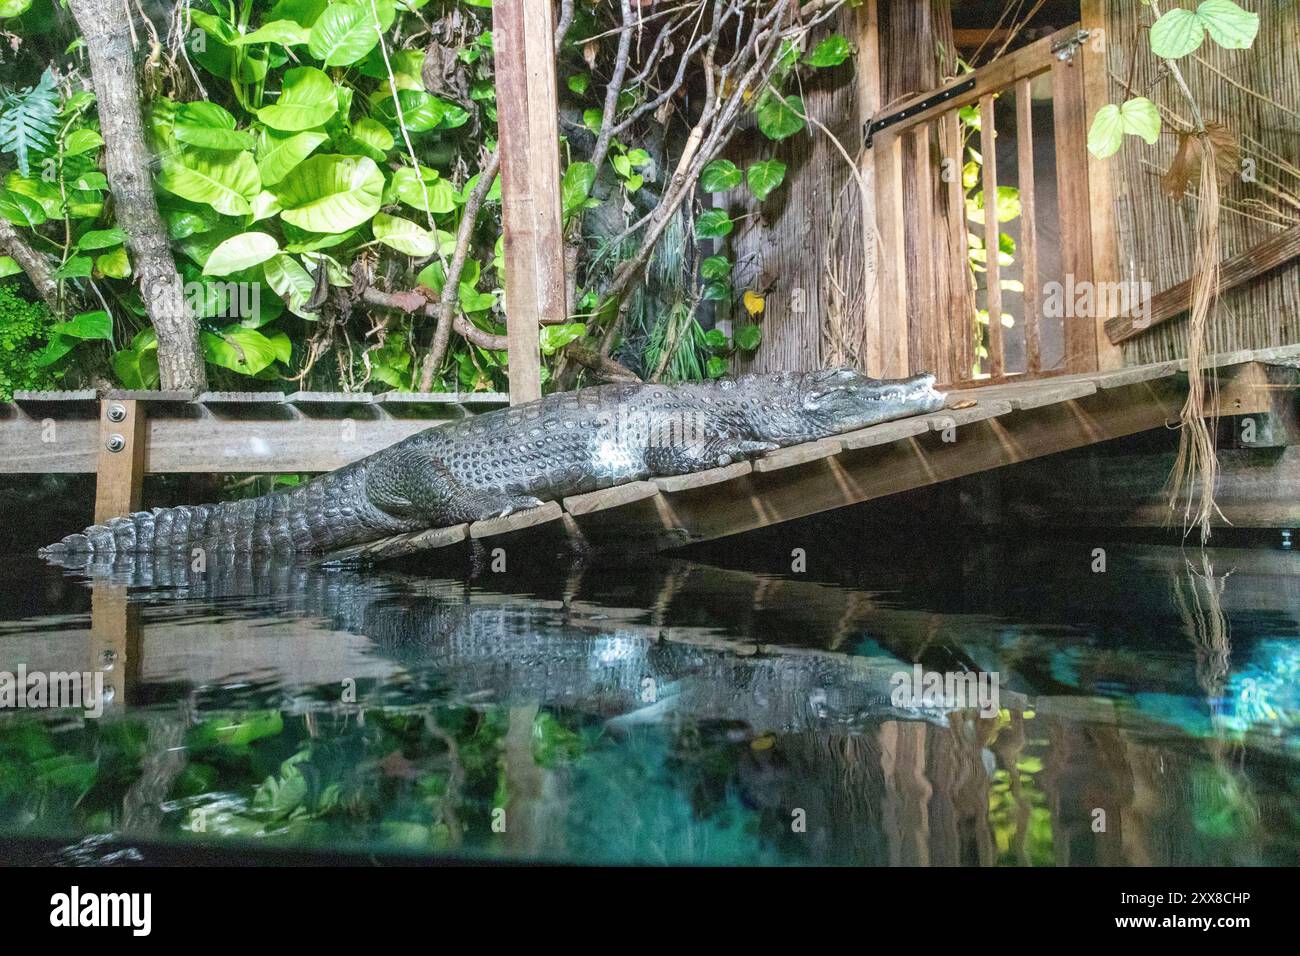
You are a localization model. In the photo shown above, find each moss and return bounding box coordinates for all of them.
[0,282,59,400]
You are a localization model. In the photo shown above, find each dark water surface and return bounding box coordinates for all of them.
[1,533,1297,866]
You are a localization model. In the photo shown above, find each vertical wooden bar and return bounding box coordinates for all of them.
[910,124,940,379]
[979,94,1004,379]
[90,583,139,712]
[1080,0,1126,370]
[874,131,910,378]
[1016,78,1041,377]
[94,398,145,524]
[1052,55,1099,373]
[943,110,973,383]
[856,0,885,376]
[494,0,564,404]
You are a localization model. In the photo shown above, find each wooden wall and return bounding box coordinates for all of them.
[1103,0,1300,363]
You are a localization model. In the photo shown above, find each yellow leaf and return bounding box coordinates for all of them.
[743,290,765,317]
[751,733,775,751]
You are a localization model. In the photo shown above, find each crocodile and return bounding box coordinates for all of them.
[41,367,945,557]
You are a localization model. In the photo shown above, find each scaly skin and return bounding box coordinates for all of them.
[41,367,945,556]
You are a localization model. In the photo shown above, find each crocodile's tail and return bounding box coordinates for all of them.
[40,465,398,557]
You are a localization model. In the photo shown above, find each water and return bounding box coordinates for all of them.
[1,533,1297,866]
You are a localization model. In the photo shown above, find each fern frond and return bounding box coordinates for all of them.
[0,69,60,178]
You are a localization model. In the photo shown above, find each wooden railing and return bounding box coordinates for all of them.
[868,24,1104,387]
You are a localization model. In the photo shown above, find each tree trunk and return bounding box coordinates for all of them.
[68,0,207,393]
[0,217,60,310]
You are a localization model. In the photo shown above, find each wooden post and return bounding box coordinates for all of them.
[93,398,145,524]
[856,0,885,375]
[1079,0,1125,370]
[494,0,565,405]
[1052,54,1099,374]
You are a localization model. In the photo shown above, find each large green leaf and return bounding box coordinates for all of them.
[0,255,19,277]
[201,327,283,375]
[158,148,262,216]
[0,0,34,17]
[391,166,457,214]
[76,227,126,251]
[561,161,595,218]
[173,102,255,151]
[372,212,437,256]
[1088,97,1162,159]
[257,67,339,131]
[1149,7,1204,59]
[746,159,787,201]
[539,323,586,355]
[203,232,281,276]
[700,159,742,193]
[803,34,854,68]
[1197,0,1258,49]
[232,19,313,46]
[0,189,45,226]
[308,1,395,67]
[756,92,806,141]
[696,208,733,239]
[256,129,329,186]
[263,253,319,318]
[274,154,384,232]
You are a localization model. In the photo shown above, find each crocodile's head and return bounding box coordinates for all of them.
[762,367,945,440]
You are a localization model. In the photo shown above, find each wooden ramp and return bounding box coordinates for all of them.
[324,347,1300,563]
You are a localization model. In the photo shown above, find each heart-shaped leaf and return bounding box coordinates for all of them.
[257,67,339,131]
[204,232,281,276]
[274,154,384,232]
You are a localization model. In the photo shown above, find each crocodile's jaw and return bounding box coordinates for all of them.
[795,369,946,435]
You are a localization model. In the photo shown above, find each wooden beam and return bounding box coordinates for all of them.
[855,0,885,375]
[869,24,1078,140]
[494,0,565,405]
[873,132,910,377]
[1015,78,1041,377]
[1052,54,1098,373]
[632,377,1189,547]
[94,399,146,523]
[980,94,1005,378]
[1105,224,1300,344]
[1079,0,1125,371]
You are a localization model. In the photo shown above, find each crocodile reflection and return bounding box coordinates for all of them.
[42,549,998,733]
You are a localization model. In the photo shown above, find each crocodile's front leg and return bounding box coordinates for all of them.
[365,445,543,526]
[644,434,779,475]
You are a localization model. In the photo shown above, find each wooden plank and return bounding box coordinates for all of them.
[654,461,752,493]
[979,94,1004,379]
[1051,54,1097,373]
[943,110,973,383]
[94,399,146,523]
[839,416,932,450]
[1079,0,1125,371]
[141,413,440,473]
[869,25,1077,139]
[872,131,910,377]
[925,399,1014,430]
[0,406,98,472]
[494,0,563,405]
[1015,78,1041,376]
[563,481,660,517]
[856,0,884,376]
[909,123,941,379]
[752,439,842,473]
[641,377,1188,547]
[1105,225,1300,344]
[469,501,564,539]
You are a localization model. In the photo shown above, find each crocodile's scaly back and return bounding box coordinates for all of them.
[41,368,945,557]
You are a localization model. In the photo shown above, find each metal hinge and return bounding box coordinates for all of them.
[864,75,977,148]
[1052,29,1091,63]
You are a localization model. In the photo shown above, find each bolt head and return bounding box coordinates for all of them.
[107,403,128,422]
[106,434,126,453]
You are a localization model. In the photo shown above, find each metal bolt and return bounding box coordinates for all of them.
[107,402,127,423]
[106,434,126,453]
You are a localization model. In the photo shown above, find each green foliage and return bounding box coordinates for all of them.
[0,282,58,398]
[1087,97,1161,159]
[0,68,58,177]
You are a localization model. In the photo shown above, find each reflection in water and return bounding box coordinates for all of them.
[0,540,1297,865]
